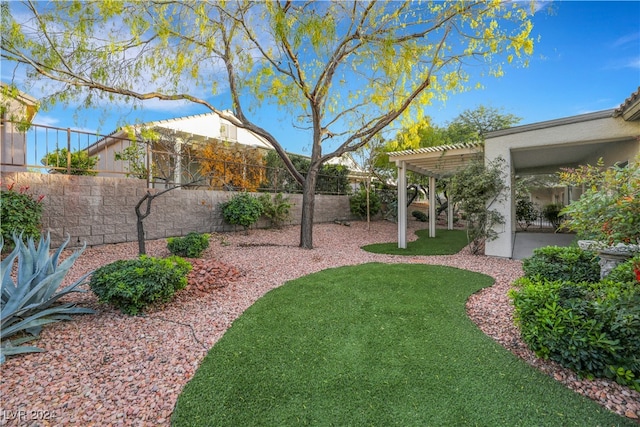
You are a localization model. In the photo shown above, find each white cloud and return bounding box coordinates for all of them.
[626,57,640,70]
[31,114,59,127]
[602,56,640,71]
[612,32,640,49]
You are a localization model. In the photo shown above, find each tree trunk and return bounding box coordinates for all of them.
[135,192,153,256]
[136,215,146,255]
[299,168,319,249]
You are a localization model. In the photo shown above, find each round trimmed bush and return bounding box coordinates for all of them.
[220,193,264,231]
[89,255,191,315]
[167,232,210,258]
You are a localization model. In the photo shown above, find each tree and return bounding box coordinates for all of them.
[198,140,266,191]
[41,148,98,176]
[383,105,522,221]
[558,156,640,245]
[446,105,522,143]
[449,157,507,255]
[264,151,350,195]
[389,105,522,152]
[1,1,535,248]
[134,181,203,255]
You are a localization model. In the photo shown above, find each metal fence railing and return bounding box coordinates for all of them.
[1,120,356,195]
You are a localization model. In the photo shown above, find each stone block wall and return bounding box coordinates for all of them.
[1,172,355,248]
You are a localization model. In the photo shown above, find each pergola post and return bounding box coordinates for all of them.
[174,137,183,186]
[429,175,436,237]
[397,160,407,249]
[387,142,484,249]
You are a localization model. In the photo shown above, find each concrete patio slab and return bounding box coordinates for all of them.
[512,232,576,260]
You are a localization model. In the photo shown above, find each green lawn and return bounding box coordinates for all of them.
[362,229,469,255]
[172,263,633,426]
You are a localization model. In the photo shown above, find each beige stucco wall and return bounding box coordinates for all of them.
[1,88,38,172]
[485,113,640,258]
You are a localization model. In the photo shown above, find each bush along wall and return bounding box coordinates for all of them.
[510,252,640,391]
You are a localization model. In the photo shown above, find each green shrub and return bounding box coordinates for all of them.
[41,148,98,176]
[515,198,538,231]
[411,210,428,222]
[220,193,264,232]
[605,254,639,284]
[510,276,640,391]
[1,234,95,363]
[522,246,600,283]
[167,232,210,258]
[558,158,640,245]
[542,203,564,230]
[0,183,44,251]
[349,188,381,219]
[89,256,191,315]
[258,193,292,229]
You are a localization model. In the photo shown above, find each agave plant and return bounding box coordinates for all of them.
[0,233,95,363]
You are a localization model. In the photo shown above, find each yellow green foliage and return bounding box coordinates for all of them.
[197,141,266,192]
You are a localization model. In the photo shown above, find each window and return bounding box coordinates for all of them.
[220,123,238,141]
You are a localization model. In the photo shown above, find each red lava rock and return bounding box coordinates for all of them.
[2,223,639,426]
[184,258,243,296]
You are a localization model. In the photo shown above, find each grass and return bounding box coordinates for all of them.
[172,263,633,426]
[362,228,469,255]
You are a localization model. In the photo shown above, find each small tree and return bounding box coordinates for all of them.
[41,148,98,176]
[515,198,538,231]
[449,157,507,254]
[134,180,203,255]
[264,151,350,195]
[259,193,292,229]
[350,187,381,219]
[114,140,151,180]
[542,203,564,231]
[558,156,640,245]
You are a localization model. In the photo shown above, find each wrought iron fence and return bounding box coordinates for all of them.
[0,120,356,195]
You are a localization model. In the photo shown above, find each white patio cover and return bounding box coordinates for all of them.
[388,142,483,248]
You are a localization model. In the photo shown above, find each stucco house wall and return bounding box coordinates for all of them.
[88,112,273,182]
[485,110,640,258]
[0,84,38,172]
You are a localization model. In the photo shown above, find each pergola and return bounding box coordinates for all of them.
[388,142,483,248]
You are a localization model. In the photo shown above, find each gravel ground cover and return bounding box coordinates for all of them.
[1,221,638,426]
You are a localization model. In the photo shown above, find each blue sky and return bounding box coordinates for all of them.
[5,1,640,155]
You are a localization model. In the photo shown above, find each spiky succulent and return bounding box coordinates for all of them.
[1,234,95,363]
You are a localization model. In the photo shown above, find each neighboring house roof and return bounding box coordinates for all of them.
[88,111,273,155]
[613,86,640,121]
[89,111,366,175]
